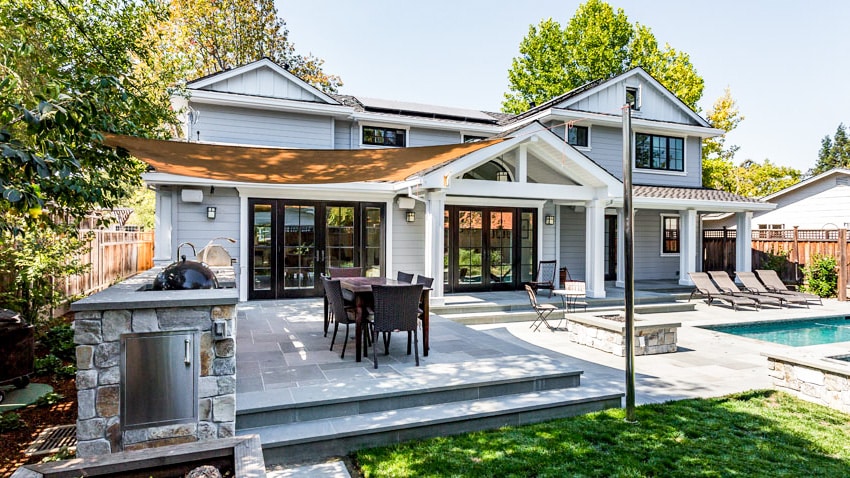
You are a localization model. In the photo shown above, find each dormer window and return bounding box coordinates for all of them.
[567,125,589,147]
[626,86,640,111]
[362,126,406,147]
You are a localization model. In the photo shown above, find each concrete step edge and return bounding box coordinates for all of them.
[246,388,624,448]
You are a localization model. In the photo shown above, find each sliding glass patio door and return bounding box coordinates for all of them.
[248,199,384,300]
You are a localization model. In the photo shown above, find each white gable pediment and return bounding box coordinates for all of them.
[556,69,708,127]
[188,59,339,105]
[417,123,621,196]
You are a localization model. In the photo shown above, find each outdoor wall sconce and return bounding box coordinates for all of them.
[545,214,555,225]
[207,206,217,220]
[496,171,509,182]
[406,211,416,223]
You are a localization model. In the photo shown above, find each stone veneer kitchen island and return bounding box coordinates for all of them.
[70,267,238,457]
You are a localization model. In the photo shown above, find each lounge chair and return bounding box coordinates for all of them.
[755,269,823,305]
[736,271,809,308]
[708,271,783,309]
[688,272,759,311]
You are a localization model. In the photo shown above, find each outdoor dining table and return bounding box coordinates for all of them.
[338,276,431,362]
[553,284,587,314]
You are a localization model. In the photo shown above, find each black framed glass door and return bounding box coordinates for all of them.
[248,199,385,300]
[444,206,537,293]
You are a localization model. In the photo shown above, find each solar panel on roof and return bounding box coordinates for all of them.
[357,97,495,122]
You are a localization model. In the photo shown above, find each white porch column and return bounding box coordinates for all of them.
[153,187,173,265]
[585,198,606,298]
[517,144,528,183]
[679,209,698,286]
[736,211,753,273]
[424,191,446,304]
[615,208,625,288]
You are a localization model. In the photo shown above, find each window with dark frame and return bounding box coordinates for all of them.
[626,86,640,110]
[567,125,589,147]
[635,133,684,172]
[662,215,680,254]
[362,126,406,147]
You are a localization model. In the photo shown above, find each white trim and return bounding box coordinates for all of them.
[445,196,545,208]
[548,109,724,137]
[188,89,352,117]
[660,213,681,257]
[351,111,501,135]
[143,172,400,193]
[187,58,340,105]
[238,195,249,301]
[762,168,850,201]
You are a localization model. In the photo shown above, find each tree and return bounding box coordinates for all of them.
[502,0,703,113]
[702,88,743,191]
[162,0,342,92]
[730,159,801,198]
[810,123,850,176]
[0,0,179,321]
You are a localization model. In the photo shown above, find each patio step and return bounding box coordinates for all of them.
[235,355,582,430]
[442,300,696,326]
[235,355,622,466]
[432,293,692,317]
[248,387,623,466]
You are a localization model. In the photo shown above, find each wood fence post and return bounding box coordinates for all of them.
[793,226,800,283]
[840,228,847,302]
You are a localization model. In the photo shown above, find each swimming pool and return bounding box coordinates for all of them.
[702,316,850,347]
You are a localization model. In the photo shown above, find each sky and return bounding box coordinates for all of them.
[277,0,849,173]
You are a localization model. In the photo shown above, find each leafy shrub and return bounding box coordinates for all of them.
[0,413,24,433]
[41,324,75,361]
[802,254,837,297]
[762,248,788,273]
[34,392,64,408]
[34,354,76,378]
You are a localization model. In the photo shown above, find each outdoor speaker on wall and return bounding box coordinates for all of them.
[397,197,416,210]
[181,189,203,203]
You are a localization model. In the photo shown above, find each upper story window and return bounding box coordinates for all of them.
[626,86,640,111]
[635,133,684,172]
[661,214,680,255]
[567,125,589,147]
[463,135,488,143]
[362,126,406,147]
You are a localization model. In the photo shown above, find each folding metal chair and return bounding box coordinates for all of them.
[525,284,560,331]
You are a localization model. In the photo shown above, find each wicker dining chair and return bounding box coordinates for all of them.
[396,271,415,283]
[371,284,423,369]
[323,276,369,359]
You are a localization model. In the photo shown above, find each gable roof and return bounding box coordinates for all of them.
[761,168,850,201]
[105,134,505,185]
[505,68,711,129]
[187,58,340,105]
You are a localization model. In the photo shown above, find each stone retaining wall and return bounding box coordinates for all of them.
[567,317,678,356]
[767,356,850,414]
[74,301,237,457]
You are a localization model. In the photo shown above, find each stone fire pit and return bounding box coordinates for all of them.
[566,313,680,356]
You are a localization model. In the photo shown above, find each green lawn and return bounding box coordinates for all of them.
[355,390,850,477]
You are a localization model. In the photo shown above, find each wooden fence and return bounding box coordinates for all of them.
[61,229,154,298]
[703,227,849,299]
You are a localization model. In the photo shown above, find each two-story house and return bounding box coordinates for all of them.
[108,58,773,303]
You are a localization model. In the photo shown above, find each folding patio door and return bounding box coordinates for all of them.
[248,199,385,300]
[443,206,537,293]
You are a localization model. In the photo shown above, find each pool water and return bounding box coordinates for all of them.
[703,316,850,347]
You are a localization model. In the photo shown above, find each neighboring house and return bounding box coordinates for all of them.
[704,168,850,231]
[110,58,774,302]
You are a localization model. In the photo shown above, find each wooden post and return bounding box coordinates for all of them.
[793,226,800,283]
[840,228,847,302]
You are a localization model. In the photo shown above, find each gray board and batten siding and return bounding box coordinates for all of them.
[567,77,699,126]
[198,64,327,103]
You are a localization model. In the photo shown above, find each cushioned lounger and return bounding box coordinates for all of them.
[755,269,823,305]
[688,272,758,311]
[708,271,783,309]
[736,271,808,308]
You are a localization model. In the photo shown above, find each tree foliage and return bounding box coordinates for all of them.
[0,0,179,320]
[502,0,703,113]
[0,0,179,232]
[161,0,342,92]
[810,123,850,176]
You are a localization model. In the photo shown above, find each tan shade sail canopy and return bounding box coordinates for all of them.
[105,134,505,185]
